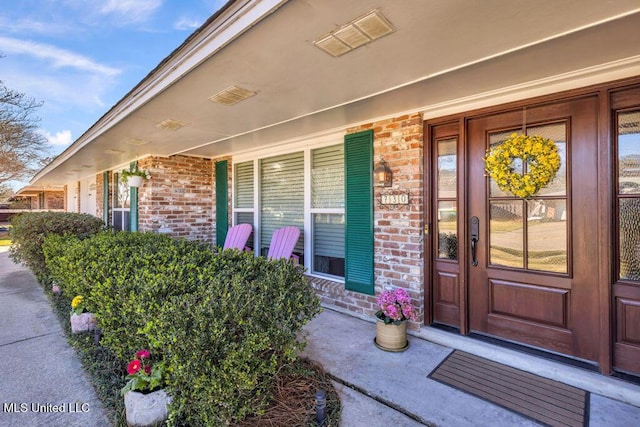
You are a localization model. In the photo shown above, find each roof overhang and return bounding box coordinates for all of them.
[33,0,640,185]
[13,185,65,198]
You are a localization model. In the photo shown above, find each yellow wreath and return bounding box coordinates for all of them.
[484,133,561,199]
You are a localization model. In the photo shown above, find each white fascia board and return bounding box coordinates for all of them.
[33,0,286,182]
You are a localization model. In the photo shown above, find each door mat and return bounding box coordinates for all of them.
[428,351,588,427]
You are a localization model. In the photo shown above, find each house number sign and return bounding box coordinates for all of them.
[381,193,409,205]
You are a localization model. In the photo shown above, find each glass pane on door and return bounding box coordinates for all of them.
[436,137,458,261]
[489,200,524,268]
[618,111,640,281]
[487,123,568,273]
[527,199,567,273]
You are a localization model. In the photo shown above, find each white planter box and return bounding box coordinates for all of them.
[124,389,171,427]
[70,312,96,334]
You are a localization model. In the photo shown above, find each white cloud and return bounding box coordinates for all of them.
[174,17,203,31]
[99,0,163,24]
[0,17,71,36]
[0,36,120,77]
[40,129,73,147]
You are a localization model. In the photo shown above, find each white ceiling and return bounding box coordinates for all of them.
[34,0,640,184]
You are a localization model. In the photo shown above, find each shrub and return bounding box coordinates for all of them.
[10,212,104,281]
[45,231,217,358]
[146,255,321,426]
[43,234,84,296]
[43,231,321,424]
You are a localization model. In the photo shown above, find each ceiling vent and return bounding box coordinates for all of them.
[126,138,150,146]
[105,149,124,155]
[156,118,188,131]
[209,85,257,105]
[314,9,395,57]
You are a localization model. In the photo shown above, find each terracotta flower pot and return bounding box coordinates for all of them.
[70,312,96,334]
[124,389,170,427]
[374,320,409,352]
[127,175,144,187]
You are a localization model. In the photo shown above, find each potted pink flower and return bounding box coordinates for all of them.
[121,349,170,427]
[374,288,416,352]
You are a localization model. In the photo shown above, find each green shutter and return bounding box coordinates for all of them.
[216,160,229,247]
[129,162,138,232]
[102,171,109,224]
[344,130,374,294]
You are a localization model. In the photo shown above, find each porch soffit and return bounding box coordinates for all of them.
[32,0,640,185]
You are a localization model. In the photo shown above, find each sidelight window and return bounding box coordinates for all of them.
[617,110,640,282]
[436,137,458,261]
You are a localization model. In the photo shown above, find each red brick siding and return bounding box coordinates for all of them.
[96,173,104,220]
[137,155,213,242]
[313,113,424,328]
[45,191,65,210]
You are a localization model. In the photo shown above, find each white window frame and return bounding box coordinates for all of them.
[112,171,131,231]
[232,131,345,281]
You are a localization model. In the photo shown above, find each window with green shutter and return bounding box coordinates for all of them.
[344,130,374,294]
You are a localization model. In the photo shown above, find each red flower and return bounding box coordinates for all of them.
[127,360,141,375]
[144,366,151,375]
[135,349,150,359]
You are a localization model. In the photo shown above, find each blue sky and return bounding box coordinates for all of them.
[1,0,226,189]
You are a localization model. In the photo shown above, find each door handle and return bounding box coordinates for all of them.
[471,216,480,267]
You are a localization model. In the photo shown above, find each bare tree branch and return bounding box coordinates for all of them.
[0,80,50,185]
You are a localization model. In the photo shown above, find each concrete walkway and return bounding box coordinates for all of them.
[0,252,109,427]
[302,308,640,426]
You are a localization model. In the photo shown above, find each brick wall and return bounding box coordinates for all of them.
[137,155,213,242]
[45,191,65,210]
[96,173,104,221]
[312,113,424,328]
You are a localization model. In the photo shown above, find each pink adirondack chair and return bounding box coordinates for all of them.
[223,223,253,251]
[267,226,300,260]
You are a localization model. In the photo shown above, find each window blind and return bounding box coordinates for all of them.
[312,145,345,260]
[260,152,304,254]
[234,161,254,208]
[312,145,344,209]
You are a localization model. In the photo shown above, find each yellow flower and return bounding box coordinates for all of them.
[483,134,560,199]
[71,295,83,309]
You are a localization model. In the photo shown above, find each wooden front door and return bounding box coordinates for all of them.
[428,96,602,363]
[466,97,600,362]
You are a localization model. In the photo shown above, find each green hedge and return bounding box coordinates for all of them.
[10,212,104,281]
[43,231,321,425]
[44,231,217,358]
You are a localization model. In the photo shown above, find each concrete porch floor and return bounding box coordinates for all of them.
[302,307,640,426]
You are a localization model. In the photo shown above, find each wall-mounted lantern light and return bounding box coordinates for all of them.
[373,157,393,187]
